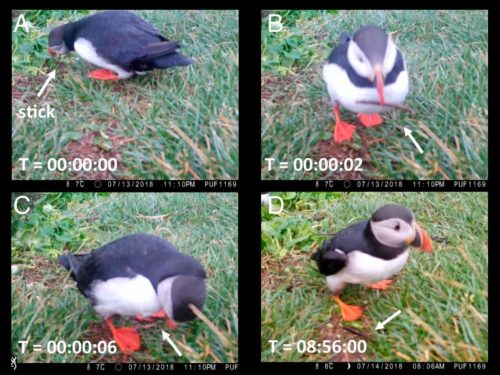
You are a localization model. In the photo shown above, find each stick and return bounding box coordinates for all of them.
[188,304,231,348]
[341,325,373,341]
[52,58,63,69]
[49,53,63,69]
[356,100,414,114]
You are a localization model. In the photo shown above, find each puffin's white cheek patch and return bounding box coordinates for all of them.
[370,218,413,248]
[347,41,371,78]
[157,276,179,320]
[383,37,398,75]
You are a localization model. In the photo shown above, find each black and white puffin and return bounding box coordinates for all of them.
[48,10,193,80]
[311,204,432,321]
[322,26,409,143]
[59,233,206,354]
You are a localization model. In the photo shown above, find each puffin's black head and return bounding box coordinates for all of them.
[370,204,433,251]
[347,25,399,106]
[48,25,70,56]
[158,275,206,322]
[371,203,414,224]
[353,26,388,68]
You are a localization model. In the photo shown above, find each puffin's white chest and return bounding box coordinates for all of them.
[90,275,161,317]
[73,38,133,79]
[322,63,409,114]
[326,249,410,292]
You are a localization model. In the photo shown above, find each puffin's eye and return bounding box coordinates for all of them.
[394,224,401,231]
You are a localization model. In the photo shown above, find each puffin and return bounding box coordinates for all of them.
[59,233,206,354]
[311,204,432,321]
[322,26,409,143]
[48,10,193,80]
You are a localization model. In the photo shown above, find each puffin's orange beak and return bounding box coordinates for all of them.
[47,47,55,58]
[416,223,433,252]
[374,65,385,106]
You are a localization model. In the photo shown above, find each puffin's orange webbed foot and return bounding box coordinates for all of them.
[333,105,356,143]
[367,279,393,290]
[87,68,119,81]
[106,317,141,355]
[357,113,383,127]
[142,310,177,330]
[334,296,363,321]
[334,119,357,143]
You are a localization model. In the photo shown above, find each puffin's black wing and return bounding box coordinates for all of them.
[129,41,193,71]
[326,221,373,253]
[74,10,167,43]
[311,246,347,276]
[63,233,205,298]
[135,41,180,60]
[73,10,191,70]
[312,221,374,276]
[317,220,408,263]
[121,11,168,41]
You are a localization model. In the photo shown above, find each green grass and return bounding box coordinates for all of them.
[12,10,238,180]
[261,10,488,180]
[11,193,238,363]
[261,192,487,362]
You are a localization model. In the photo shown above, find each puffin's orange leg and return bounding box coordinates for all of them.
[136,310,167,322]
[165,313,178,330]
[87,68,119,81]
[105,317,141,355]
[135,314,154,322]
[334,295,363,321]
[367,279,393,290]
[135,310,176,329]
[357,113,383,127]
[151,310,167,319]
[333,105,356,143]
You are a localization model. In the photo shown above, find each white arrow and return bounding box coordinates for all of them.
[375,309,401,330]
[403,127,423,154]
[37,70,56,97]
[161,330,182,357]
